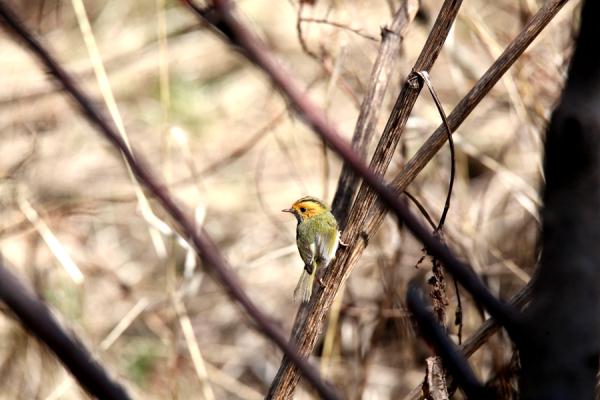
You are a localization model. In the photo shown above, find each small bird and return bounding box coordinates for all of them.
[282,196,340,303]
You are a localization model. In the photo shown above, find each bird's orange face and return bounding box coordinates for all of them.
[282,196,328,222]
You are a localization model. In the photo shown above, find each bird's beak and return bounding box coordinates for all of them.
[281,208,293,213]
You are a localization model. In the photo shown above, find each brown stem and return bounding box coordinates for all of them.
[407,284,488,398]
[0,258,131,400]
[389,0,569,198]
[403,269,537,400]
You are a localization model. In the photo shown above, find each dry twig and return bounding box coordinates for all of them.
[407,284,488,398]
[403,266,537,400]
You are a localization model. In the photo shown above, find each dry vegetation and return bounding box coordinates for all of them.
[0,0,581,398]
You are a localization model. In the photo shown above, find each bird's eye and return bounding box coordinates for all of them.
[299,207,306,213]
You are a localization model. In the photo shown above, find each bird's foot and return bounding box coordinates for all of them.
[304,264,314,274]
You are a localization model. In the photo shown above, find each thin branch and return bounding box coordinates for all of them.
[461,271,535,358]
[404,190,437,230]
[174,297,216,400]
[412,70,455,232]
[403,269,537,400]
[71,0,170,260]
[407,284,488,399]
[294,3,362,107]
[0,3,339,400]
[200,109,285,176]
[296,2,319,60]
[299,17,379,42]
[413,69,462,344]
[452,276,463,344]
[389,0,570,195]
[0,259,131,400]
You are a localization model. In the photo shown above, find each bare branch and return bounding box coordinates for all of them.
[407,283,488,399]
[389,0,570,195]
[298,17,379,42]
[413,70,455,231]
[0,259,131,400]
[403,270,537,400]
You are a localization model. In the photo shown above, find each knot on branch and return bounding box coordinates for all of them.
[380,25,398,40]
[407,70,423,89]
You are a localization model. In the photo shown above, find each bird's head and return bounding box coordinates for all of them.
[282,196,330,223]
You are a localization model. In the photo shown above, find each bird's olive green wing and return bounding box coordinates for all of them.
[296,222,318,274]
[296,235,316,274]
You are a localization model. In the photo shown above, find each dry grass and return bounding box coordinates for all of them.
[0,0,580,398]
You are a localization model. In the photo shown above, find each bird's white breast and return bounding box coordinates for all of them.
[316,230,340,266]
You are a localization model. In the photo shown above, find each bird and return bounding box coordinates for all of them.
[282,196,340,303]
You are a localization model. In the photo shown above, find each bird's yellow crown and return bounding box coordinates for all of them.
[285,196,329,221]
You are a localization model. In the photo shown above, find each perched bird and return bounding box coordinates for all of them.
[282,196,340,302]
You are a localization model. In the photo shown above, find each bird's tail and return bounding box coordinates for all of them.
[293,269,315,303]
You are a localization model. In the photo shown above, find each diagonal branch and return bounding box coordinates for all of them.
[0,259,131,400]
[388,0,570,197]
[404,269,537,400]
[407,284,489,399]
[0,3,339,399]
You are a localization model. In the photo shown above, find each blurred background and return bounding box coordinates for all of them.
[0,0,580,398]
